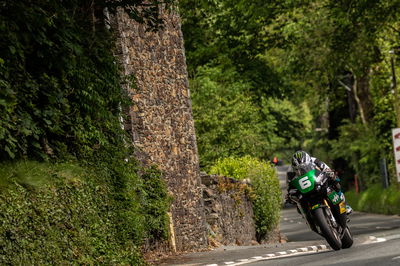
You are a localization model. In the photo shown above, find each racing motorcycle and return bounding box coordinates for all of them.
[286,163,353,250]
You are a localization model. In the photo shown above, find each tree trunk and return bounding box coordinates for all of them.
[352,72,373,125]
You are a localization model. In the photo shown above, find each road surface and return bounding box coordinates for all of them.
[161,165,400,266]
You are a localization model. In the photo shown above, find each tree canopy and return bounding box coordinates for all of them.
[180,0,400,186]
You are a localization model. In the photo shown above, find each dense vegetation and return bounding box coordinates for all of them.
[0,0,172,263]
[346,185,400,215]
[210,157,281,241]
[0,161,171,264]
[180,0,400,191]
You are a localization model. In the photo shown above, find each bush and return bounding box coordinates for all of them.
[0,160,171,264]
[210,156,281,241]
[345,185,400,215]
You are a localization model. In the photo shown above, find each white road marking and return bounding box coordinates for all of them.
[308,246,318,251]
[383,233,400,241]
[297,247,308,252]
[376,226,392,230]
[392,256,400,260]
[367,235,387,243]
[217,245,330,266]
[276,251,287,255]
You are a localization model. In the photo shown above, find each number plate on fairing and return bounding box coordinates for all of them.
[328,191,341,205]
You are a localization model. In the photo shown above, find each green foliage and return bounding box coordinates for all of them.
[0,0,175,161]
[0,1,174,263]
[191,65,312,169]
[0,0,120,160]
[140,166,173,243]
[210,156,281,241]
[191,66,266,168]
[345,185,400,215]
[181,0,400,187]
[0,160,171,264]
[330,121,383,186]
[261,97,313,153]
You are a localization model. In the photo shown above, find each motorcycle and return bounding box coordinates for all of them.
[286,163,353,250]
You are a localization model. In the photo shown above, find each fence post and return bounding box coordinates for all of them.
[380,158,390,189]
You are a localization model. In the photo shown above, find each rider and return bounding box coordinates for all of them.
[287,150,352,215]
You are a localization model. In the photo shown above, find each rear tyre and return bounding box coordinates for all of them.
[341,227,353,248]
[313,208,342,250]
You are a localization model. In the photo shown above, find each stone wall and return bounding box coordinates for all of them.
[201,173,257,246]
[113,9,207,251]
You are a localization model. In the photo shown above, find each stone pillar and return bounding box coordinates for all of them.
[113,8,207,251]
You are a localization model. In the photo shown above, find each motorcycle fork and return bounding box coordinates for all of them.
[329,200,347,229]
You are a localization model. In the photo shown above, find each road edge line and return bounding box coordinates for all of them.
[205,245,331,266]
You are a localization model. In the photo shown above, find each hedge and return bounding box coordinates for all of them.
[0,160,171,264]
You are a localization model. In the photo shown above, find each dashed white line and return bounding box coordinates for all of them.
[214,245,330,266]
[308,246,318,251]
[209,234,395,266]
[297,247,308,252]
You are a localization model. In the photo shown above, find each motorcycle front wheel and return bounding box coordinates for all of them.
[341,226,353,248]
[313,207,342,250]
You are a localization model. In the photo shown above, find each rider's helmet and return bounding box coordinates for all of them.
[292,150,312,170]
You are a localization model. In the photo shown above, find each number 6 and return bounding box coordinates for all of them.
[299,176,311,189]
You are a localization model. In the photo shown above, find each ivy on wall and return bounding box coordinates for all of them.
[0,0,174,161]
[0,0,174,263]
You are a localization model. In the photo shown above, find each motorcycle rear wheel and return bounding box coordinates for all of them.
[313,208,342,250]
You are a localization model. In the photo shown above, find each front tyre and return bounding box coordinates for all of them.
[341,226,353,248]
[313,208,342,250]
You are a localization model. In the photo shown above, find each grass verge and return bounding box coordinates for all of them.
[345,184,400,215]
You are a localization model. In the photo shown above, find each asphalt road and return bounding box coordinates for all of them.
[162,166,400,266]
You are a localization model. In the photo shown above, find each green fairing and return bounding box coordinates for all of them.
[290,169,316,193]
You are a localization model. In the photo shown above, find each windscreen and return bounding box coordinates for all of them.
[296,163,315,176]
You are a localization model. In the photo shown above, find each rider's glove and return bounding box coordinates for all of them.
[325,171,336,180]
[326,171,341,192]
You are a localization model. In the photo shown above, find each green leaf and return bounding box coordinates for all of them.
[4,146,15,159]
[8,46,16,54]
